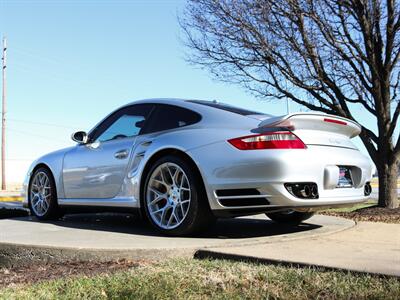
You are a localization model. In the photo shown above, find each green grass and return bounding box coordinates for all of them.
[1,259,399,300]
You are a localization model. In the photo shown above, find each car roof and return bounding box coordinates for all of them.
[88,98,273,136]
[127,98,269,117]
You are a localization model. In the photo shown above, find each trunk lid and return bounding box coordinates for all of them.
[258,112,361,149]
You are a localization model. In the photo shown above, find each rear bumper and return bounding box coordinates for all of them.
[188,143,373,213]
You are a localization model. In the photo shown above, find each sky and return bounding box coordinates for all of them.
[0,0,379,184]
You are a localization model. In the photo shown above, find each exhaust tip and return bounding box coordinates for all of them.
[302,185,311,198]
[285,182,319,199]
[311,185,318,197]
[364,182,372,196]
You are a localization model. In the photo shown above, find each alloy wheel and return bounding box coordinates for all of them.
[146,162,191,230]
[30,171,52,217]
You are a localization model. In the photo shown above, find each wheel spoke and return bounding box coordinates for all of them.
[152,178,167,187]
[159,168,167,184]
[167,208,178,227]
[172,169,180,186]
[176,206,183,222]
[44,176,49,187]
[38,174,44,186]
[37,201,43,213]
[42,200,49,211]
[41,202,46,214]
[149,195,165,206]
[180,173,185,189]
[152,207,165,215]
[32,199,40,209]
[160,206,169,225]
[166,165,175,185]
[149,187,163,197]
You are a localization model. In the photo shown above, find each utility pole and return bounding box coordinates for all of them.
[1,37,6,191]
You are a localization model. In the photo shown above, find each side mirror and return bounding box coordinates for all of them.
[135,120,146,128]
[71,131,88,144]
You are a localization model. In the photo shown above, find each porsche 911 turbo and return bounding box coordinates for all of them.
[23,98,374,235]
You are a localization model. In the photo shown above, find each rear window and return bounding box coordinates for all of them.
[188,100,264,116]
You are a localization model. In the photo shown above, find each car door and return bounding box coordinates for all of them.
[63,104,154,199]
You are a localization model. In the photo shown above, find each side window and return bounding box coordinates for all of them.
[90,104,153,143]
[143,104,201,134]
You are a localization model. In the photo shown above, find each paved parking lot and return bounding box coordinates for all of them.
[0,214,354,267]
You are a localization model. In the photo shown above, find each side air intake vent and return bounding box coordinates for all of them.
[219,197,269,207]
[216,189,260,197]
[216,189,269,207]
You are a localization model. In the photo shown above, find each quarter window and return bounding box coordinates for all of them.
[143,104,201,134]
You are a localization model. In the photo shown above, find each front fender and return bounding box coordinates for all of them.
[22,146,74,207]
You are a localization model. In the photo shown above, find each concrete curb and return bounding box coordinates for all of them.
[0,243,195,268]
[193,249,400,279]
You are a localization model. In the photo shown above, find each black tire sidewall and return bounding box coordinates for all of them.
[28,167,60,220]
[142,155,203,236]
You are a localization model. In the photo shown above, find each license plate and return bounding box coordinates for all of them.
[337,166,353,188]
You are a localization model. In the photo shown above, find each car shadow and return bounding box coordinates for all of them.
[10,213,321,239]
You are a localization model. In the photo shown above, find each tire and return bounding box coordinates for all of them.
[29,167,62,220]
[266,210,314,225]
[142,155,214,236]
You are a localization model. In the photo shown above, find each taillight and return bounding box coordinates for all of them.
[324,118,347,126]
[228,132,306,150]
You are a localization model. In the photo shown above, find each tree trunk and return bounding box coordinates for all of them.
[377,161,399,209]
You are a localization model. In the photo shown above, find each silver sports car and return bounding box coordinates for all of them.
[23,99,373,235]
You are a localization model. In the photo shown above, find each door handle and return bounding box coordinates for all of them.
[140,140,152,147]
[114,149,129,159]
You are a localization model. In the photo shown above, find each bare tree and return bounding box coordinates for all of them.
[180,0,400,208]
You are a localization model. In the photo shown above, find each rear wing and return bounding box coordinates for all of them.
[258,112,361,138]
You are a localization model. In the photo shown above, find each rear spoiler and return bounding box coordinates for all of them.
[258,112,361,138]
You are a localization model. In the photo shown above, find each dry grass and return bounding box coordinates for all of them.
[0,258,399,299]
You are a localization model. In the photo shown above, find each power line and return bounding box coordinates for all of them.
[13,47,65,65]
[5,158,34,161]
[6,128,70,143]
[8,118,86,130]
